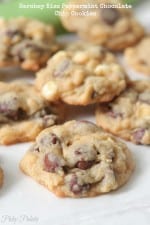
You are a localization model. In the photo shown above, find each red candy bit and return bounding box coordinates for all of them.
[132,128,145,144]
[44,153,60,173]
[76,160,94,170]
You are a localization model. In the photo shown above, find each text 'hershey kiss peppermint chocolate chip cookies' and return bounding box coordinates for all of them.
[60,0,144,51]
[0,17,60,71]
[35,42,128,105]
[0,81,65,145]
[96,80,150,145]
[20,120,135,198]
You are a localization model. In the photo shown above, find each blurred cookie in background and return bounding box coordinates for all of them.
[0,17,60,71]
[61,0,144,51]
[36,45,128,105]
[125,36,150,76]
[96,80,150,145]
[0,81,65,145]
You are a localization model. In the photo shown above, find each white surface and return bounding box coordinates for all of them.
[0,2,150,225]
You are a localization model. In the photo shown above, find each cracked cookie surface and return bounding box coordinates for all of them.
[0,81,64,145]
[36,43,127,105]
[0,17,60,71]
[125,36,150,76]
[96,80,150,145]
[61,0,144,51]
[20,120,135,198]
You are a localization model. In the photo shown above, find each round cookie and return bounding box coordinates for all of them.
[0,166,3,188]
[0,17,60,71]
[20,120,135,198]
[61,0,144,51]
[0,81,64,145]
[36,47,127,105]
[96,80,150,145]
[125,36,150,76]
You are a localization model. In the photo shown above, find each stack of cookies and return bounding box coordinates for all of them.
[0,0,149,198]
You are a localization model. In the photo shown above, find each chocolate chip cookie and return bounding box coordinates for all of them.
[0,166,3,188]
[0,17,60,71]
[96,80,150,145]
[0,81,64,145]
[125,36,150,76]
[61,0,144,51]
[20,120,135,198]
[35,47,127,105]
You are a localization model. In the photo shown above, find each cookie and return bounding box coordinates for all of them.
[65,41,117,64]
[35,47,127,105]
[20,120,135,198]
[0,17,60,71]
[60,0,144,51]
[0,166,3,188]
[125,36,150,76]
[0,81,64,145]
[96,80,150,145]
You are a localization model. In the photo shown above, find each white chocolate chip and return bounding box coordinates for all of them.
[42,81,59,101]
[95,64,109,76]
[73,52,89,64]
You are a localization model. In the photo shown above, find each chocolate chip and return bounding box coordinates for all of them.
[107,110,123,118]
[76,160,94,170]
[132,128,145,144]
[91,91,99,99]
[100,8,120,25]
[5,29,24,38]
[11,40,45,62]
[13,108,27,121]
[0,103,26,121]
[70,175,91,194]
[34,146,40,152]
[40,133,60,146]
[53,59,71,77]
[44,153,59,173]
[75,149,82,155]
[51,134,58,144]
[139,60,147,65]
[66,141,72,147]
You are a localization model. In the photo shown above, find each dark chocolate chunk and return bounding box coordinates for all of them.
[132,128,145,144]
[69,175,91,194]
[44,153,60,173]
[100,8,120,25]
[76,160,94,170]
